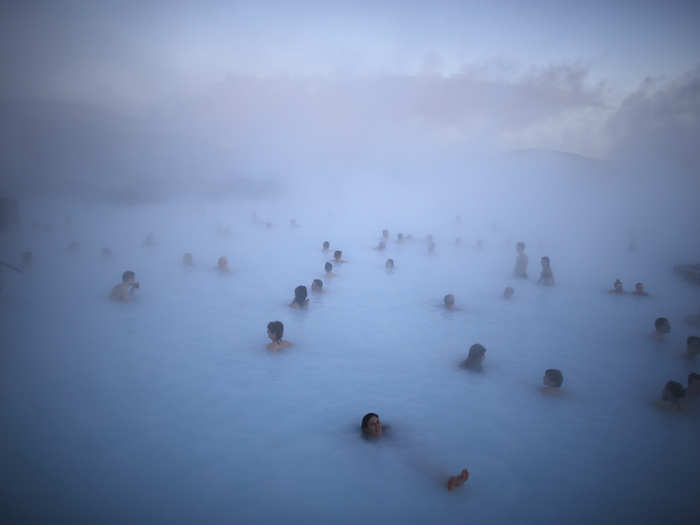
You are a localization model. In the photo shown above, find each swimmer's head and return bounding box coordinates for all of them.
[465,344,486,369]
[325,262,333,273]
[267,321,284,342]
[183,252,193,266]
[444,294,455,307]
[516,241,525,253]
[543,369,563,388]
[361,413,382,437]
[382,229,389,239]
[654,317,671,334]
[662,380,686,403]
[614,279,623,292]
[635,282,645,293]
[541,256,550,267]
[687,336,700,358]
[311,279,323,292]
[217,256,228,268]
[322,241,330,250]
[504,287,514,299]
[334,250,342,261]
[397,233,404,241]
[385,258,394,269]
[294,285,308,304]
[122,270,135,283]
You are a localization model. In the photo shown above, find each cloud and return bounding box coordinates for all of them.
[607,65,700,170]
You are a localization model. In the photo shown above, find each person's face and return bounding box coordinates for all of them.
[365,416,382,437]
[445,295,454,307]
[659,323,670,334]
[334,251,342,261]
[267,329,279,342]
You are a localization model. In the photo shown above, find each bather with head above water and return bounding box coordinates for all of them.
[360,412,469,491]
[311,279,324,293]
[514,242,528,278]
[631,282,649,297]
[538,256,555,286]
[183,252,194,267]
[684,336,700,359]
[322,241,330,253]
[462,344,486,371]
[324,262,336,278]
[660,380,686,410]
[541,369,564,391]
[110,270,140,302]
[609,279,624,294]
[290,285,309,309]
[332,250,348,264]
[650,317,671,341]
[385,258,394,271]
[216,256,232,274]
[266,321,292,351]
[443,294,457,310]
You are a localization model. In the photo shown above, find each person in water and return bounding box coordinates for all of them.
[632,282,649,296]
[542,369,564,390]
[183,252,194,267]
[661,380,686,409]
[311,279,324,293]
[324,262,336,278]
[322,241,330,253]
[503,287,514,300]
[216,256,232,274]
[333,250,347,264]
[361,412,383,438]
[266,321,292,351]
[290,285,309,308]
[110,270,140,302]
[514,242,528,278]
[538,256,555,285]
[444,294,456,309]
[396,233,404,243]
[385,258,394,271]
[360,412,469,490]
[685,336,700,359]
[382,229,389,240]
[463,344,486,371]
[651,317,671,341]
[609,279,624,294]
[687,373,700,396]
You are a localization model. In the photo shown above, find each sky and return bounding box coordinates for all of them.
[1,1,699,198]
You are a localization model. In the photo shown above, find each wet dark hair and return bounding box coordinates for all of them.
[655,317,671,333]
[663,380,686,402]
[687,336,700,358]
[122,270,135,282]
[323,241,330,249]
[334,250,342,259]
[294,285,308,304]
[544,369,564,388]
[324,262,333,272]
[541,256,550,265]
[361,412,379,431]
[688,372,700,385]
[312,279,323,290]
[516,241,525,251]
[385,258,394,268]
[444,294,455,306]
[464,344,486,369]
[267,321,284,341]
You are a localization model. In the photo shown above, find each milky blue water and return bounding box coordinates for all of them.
[2,194,699,524]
